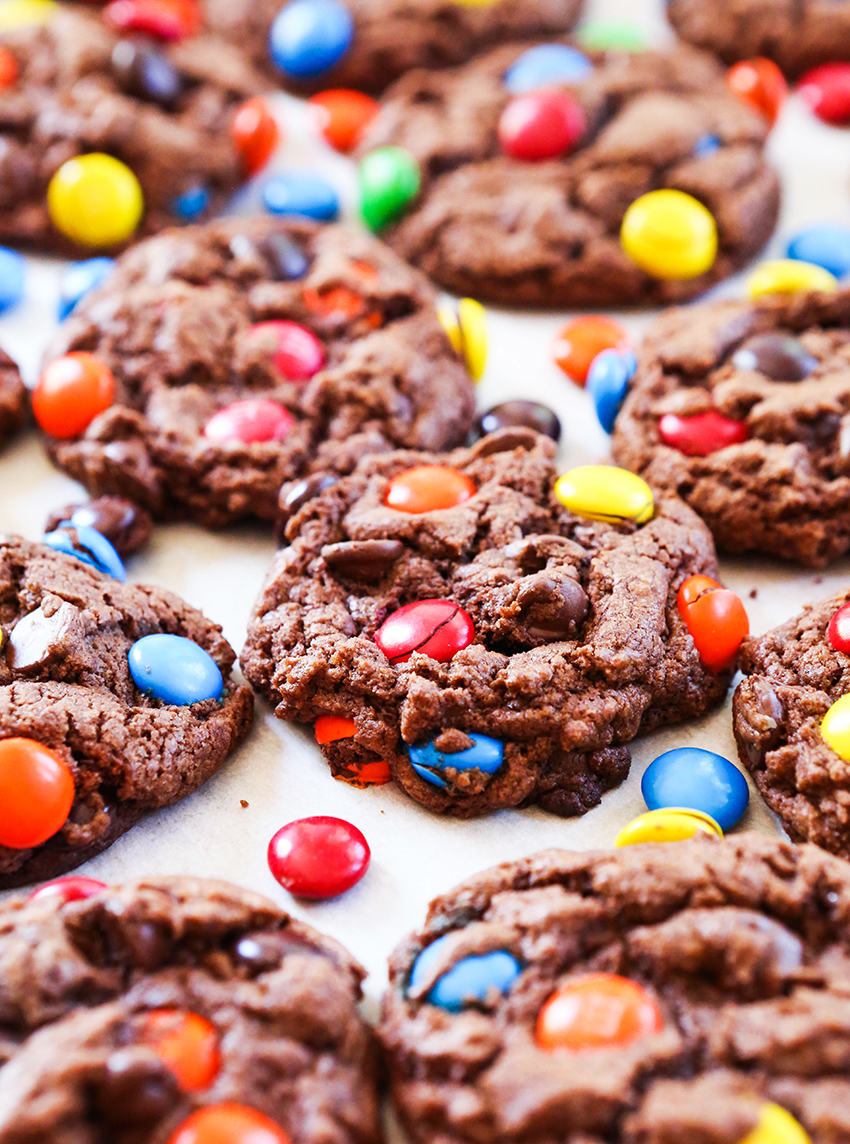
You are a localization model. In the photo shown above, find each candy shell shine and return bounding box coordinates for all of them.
[359,147,420,231]
[641,747,749,832]
[787,224,850,279]
[45,524,126,581]
[822,694,850,762]
[410,935,522,1012]
[267,815,369,898]
[262,172,339,220]
[586,348,636,433]
[128,633,223,705]
[615,808,723,847]
[554,465,653,525]
[48,153,144,247]
[409,733,504,789]
[57,257,115,320]
[747,259,838,299]
[621,189,717,280]
[269,0,353,79]
[740,1103,811,1144]
[503,44,592,94]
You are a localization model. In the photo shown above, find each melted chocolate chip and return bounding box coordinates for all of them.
[233,929,315,973]
[739,677,785,768]
[275,473,338,544]
[6,601,79,671]
[732,334,818,382]
[472,400,561,443]
[516,573,588,641]
[46,497,152,558]
[96,1050,180,1127]
[112,40,184,108]
[321,539,404,583]
[124,922,172,970]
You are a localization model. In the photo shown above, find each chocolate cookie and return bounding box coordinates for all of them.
[0,534,253,888]
[0,876,380,1143]
[201,0,582,95]
[43,216,475,528]
[0,348,27,448]
[357,40,780,306]
[381,833,850,1144]
[612,288,850,568]
[0,4,268,254]
[667,0,850,79]
[733,587,850,858]
[242,430,731,818]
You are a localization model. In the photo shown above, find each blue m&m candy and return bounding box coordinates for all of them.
[44,524,126,582]
[693,133,721,157]
[587,348,637,433]
[409,933,521,1012]
[786,224,850,280]
[503,44,592,94]
[409,733,504,789]
[0,246,24,314]
[269,0,353,80]
[128,633,223,705]
[173,184,210,221]
[57,258,114,320]
[262,173,339,220]
[641,747,749,832]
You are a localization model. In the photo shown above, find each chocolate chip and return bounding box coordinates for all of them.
[516,573,588,641]
[738,677,785,768]
[125,922,172,970]
[6,601,79,671]
[45,497,152,558]
[275,473,337,544]
[111,40,184,108]
[96,1050,180,1127]
[471,400,561,443]
[732,334,818,382]
[262,232,310,280]
[321,539,404,583]
[233,929,315,973]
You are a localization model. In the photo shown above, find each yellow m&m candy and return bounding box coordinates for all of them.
[821,693,850,762]
[47,154,144,248]
[747,259,838,300]
[621,189,718,280]
[0,0,56,30]
[615,808,723,847]
[739,1104,810,1144]
[554,465,654,525]
[437,297,488,381]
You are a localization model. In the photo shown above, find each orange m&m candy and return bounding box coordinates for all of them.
[309,89,379,152]
[677,574,749,672]
[385,465,476,514]
[168,1104,291,1144]
[33,352,115,439]
[341,760,392,787]
[232,97,280,177]
[726,58,787,126]
[0,47,18,88]
[315,715,357,743]
[0,738,75,849]
[553,315,629,386]
[536,973,663,1052]
[303,261,381,327]
[142,1009,220,1092]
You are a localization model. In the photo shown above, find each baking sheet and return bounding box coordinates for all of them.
[1,0,849,1085]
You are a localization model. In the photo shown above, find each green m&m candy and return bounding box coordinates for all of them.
[359,146,420,232]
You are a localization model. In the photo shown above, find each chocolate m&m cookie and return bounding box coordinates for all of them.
[612,287,850,567]
[0,347,27,450]
[0,877,380,1143]
[355,40,779,306]
[200,0,583,95]
[42,217,474,528]
[0,533,252,888]
[242,430,743,817]
[381,834,841,1144]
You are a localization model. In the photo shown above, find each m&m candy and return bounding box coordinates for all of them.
[726,58,787,125]
[731,334,817,381]
[314,715,357,743]
[615,808,723,847]
[693,132,721,157]
[203,399,295,445]
[167,1104,291,1144]
[0,46,18,86]
[798,63,850,126]
[111,39,184,107]
[48,154,144,247]
[587,348,637,433]
[503,44,592,94]
[0,737,75,849]
[822,694,850,762]
[740,1104,811,1144]
[385,465,476,513]
[232,97,280,176]
[142,1009,220,1091]
[409,733,504,789]
[309,89,379,152]
[33,353,115,439]
[553,314,629,386]
[172,184,209,221]
[104,0,200,40]
[0,246,24,313]
[375,600,474,664]
[57,257,115,320]
[642,747,750,831]
[658,410,749,456]
[829,601,850,653]
[267,816,369,898]
[677,574,749,671]
[536,974,663,1052]
[437,297,487,380]
[44,523,127,581]
[262,173,339,220]
[747,259,838,299]
[0,0,56,30]
[128,634,223,705]
[621,189,718,280]
[359,147,420,231]
[498,91,585,161]
[472,400,561,443]
[410,934,521,1011]
[28,875,107,903]
[554,465,653,525]
[578,21,646,50]
[246,320,325,380]
[787,223,850,279]
[269,0,353,80]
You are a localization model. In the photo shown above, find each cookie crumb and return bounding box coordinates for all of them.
[240,800,249,808]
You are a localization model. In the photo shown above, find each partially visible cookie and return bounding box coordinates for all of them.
[43,216,475,528]
[201,0,583,95]
[0,348,27,448]
[0,534,253,888]
[242,430,732,818]
[382,834,850,1144]
[733,587,850,858]
[667,0,850,79]
[0,4,268,254]
[0,876,381,1144]
[612,288,850,568]
[357,40,779,306]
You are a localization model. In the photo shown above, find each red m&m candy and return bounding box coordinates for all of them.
[726,58,787,126]
[798,63,850,126]
[142,1009,221,1092]
[168,1104,291,1144]
[536,973,663,1052]
[247,321,325,381]
[385,465,476,514]
[828,601,850,653]
[0,738,75,849]
[33,353,115,439]
[309,88,379,152]
[498,90,586,161]
[375,599,475,664]
[658,410,749,456]
[203,399,295,444]
[104,0,200,39]
[0,47,18,88]
[553,315,629,386]
[678,575,749,672]
[232,97,280,176]
[29,876,107,904]
[268,816,370,899]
